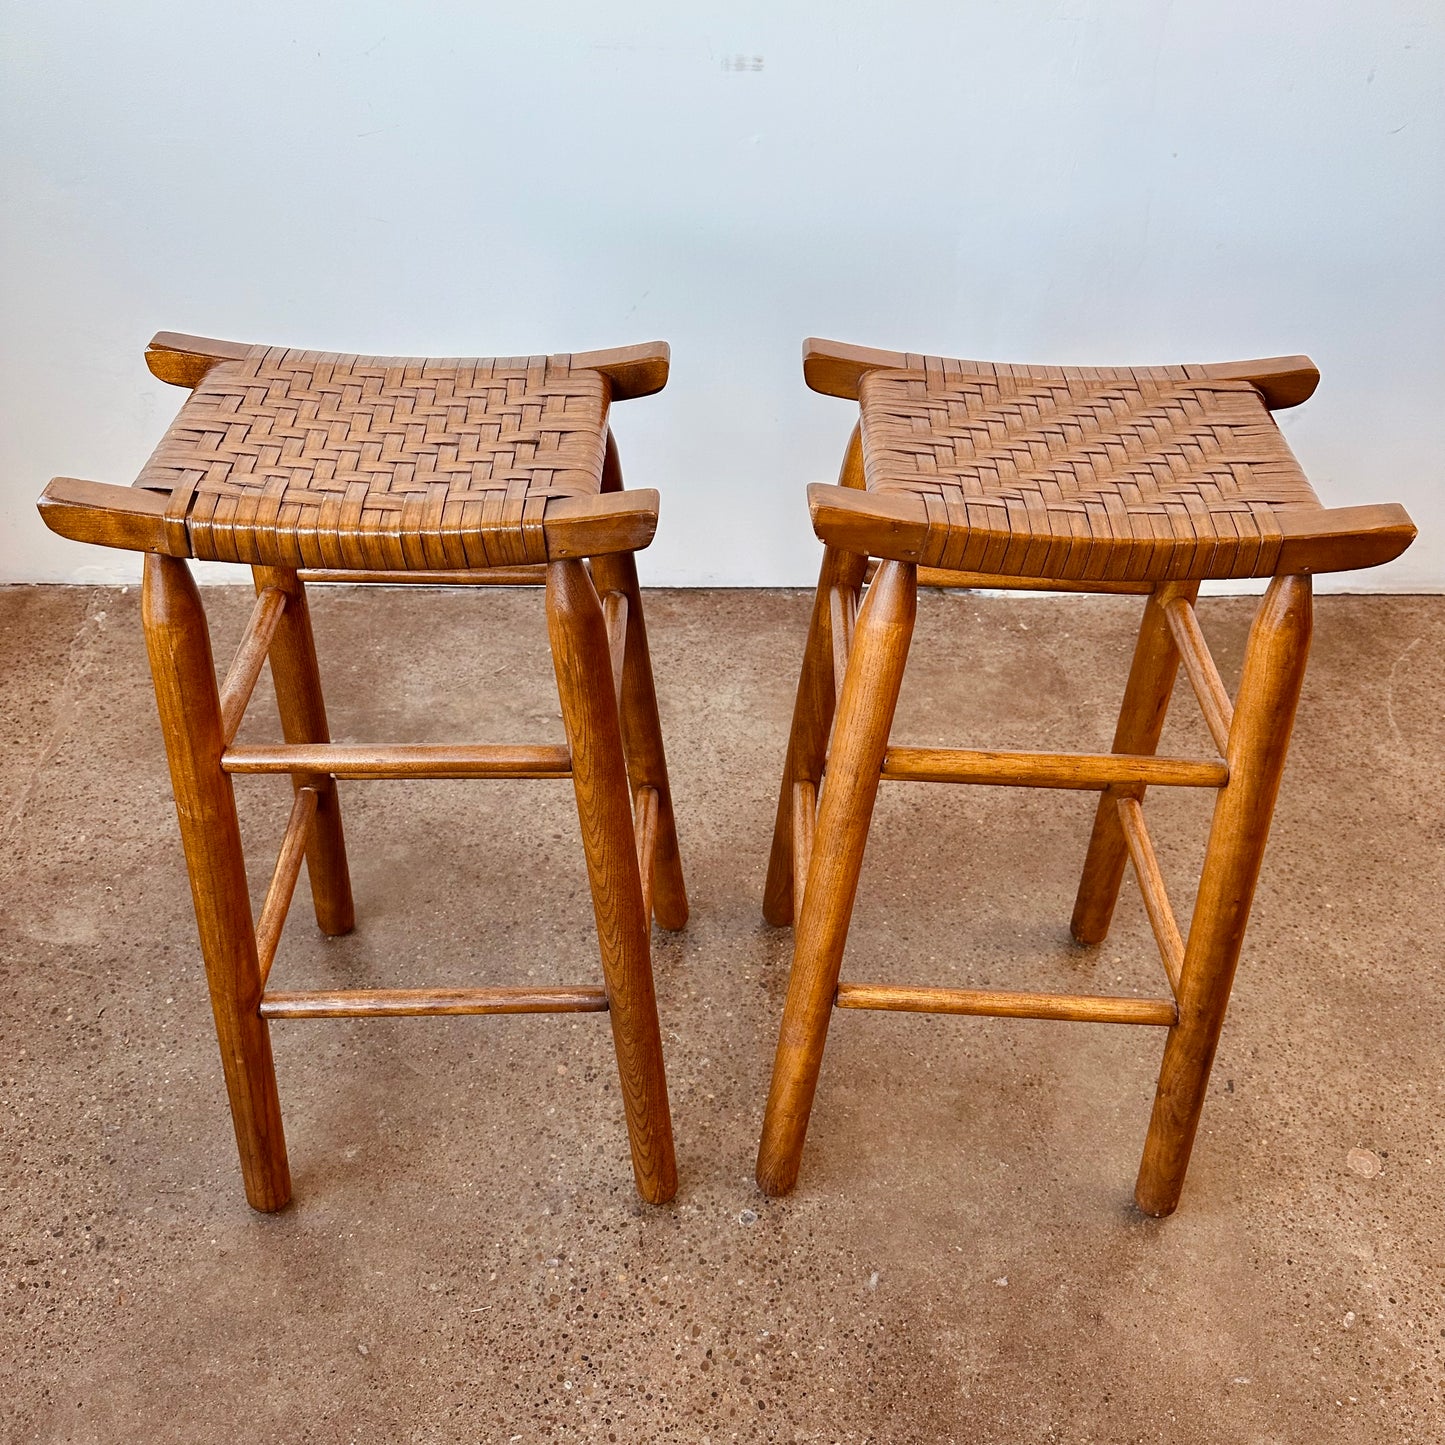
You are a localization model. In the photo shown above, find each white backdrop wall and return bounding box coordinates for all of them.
[2,2,1441,588]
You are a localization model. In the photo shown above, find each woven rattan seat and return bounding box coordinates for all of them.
[758,337,1416,1218]
[803,339,1414,584]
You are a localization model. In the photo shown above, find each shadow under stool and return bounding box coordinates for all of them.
[757,337,1416,1215]
[39,330,687,1210]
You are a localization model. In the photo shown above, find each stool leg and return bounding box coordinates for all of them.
[547,558,678,1204]
[757,559,917,1196]
[588,548,688,931]
[142,554,291,1211]
[1135,574,1312,1217]
[252,566,354,936]
[762,545,868,925]
[1071,581,1199,944]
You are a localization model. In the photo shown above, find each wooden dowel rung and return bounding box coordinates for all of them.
[829,585,856,708]
[296,565,547,586]
[1115,796,1185,997]
[1163,597,1234,755]
[634,785,659,925]
[792,778,817,913]
[219,587,288,746]
[222,743,572,779]
[914,565,1154,595]
[602,589,629,712]
[881,746,1228,791]
[259,985,610,1019]
[255,787,318,988]
[834,982,1177,1027]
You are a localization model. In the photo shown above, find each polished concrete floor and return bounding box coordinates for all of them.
[1,583,1441,1444]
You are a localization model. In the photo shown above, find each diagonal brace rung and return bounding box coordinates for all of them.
[256,786,317,987]
[219,586,288,746]
[1163,596,1234,755]
[1116,796,1184,997]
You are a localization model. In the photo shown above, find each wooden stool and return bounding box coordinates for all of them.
[757,338,1416,1215]
[39,331,687,1210]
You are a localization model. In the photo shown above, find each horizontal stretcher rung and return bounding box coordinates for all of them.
[835,982,1177,1027]
[881,746,1227,790]
[297,565,547,586]
[222,743,572,779]
[259,985,609,1019]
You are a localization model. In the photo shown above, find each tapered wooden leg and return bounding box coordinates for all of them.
[588,547,688,932]
[1071,581,1199,944]
[762,545,868,925]
[252,566,354,936]
[143,553,291,1211]
[1134,574,1312,1216]
[756,560,918,1196]
[547,558,677,1204]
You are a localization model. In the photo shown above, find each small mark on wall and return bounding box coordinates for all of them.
[722,54,764,73]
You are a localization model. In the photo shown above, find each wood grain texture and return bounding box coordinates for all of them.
[254,787,318,987]
[757,560,918,1197]
[589,433,688,930]
[835,983,1176,1027]
[221,743,572,779]
[1135,574,1313,1217]
[1164,596,1234,754]
[881,746,1227,791]
[218,586,287,747]
[250,567,355,935]
[141,553,291,1212]
[260,986,609,1019]
[298,565,547,586]
[802,336,1320,410]
[548,558,677,1204]
[1071,582,1198,945]
[761,544,869,926]
[1115,796,1184,996]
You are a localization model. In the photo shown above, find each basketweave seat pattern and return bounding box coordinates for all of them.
[139,346,614,570]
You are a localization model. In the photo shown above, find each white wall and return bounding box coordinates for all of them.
[2,2,1441,588]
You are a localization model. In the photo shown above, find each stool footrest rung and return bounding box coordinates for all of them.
[835,982,1177,1027]
[259,985,609,1018]
[881,746,1227,791]
[222,743,572,779]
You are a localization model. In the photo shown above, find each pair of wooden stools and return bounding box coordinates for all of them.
[39,331,1415,1217]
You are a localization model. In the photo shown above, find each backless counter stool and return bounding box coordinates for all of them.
[39,331,687,1210]
[758,338,1415,1215]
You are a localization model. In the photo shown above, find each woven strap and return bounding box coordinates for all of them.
[136,347,610,569]
[860,366,1320,581]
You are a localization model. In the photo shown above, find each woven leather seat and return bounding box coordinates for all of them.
[40,332,668,572]
[803,339,1414,583]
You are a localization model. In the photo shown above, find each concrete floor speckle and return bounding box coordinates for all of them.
[1,583,1441,1443]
